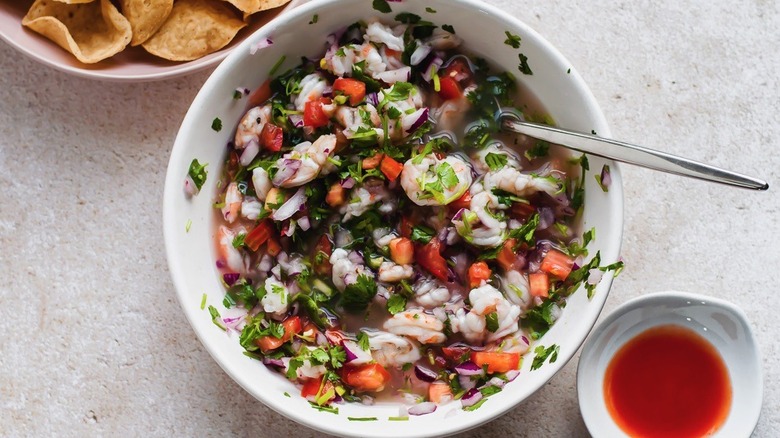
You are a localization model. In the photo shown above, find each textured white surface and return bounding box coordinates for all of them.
[0,0,777,436]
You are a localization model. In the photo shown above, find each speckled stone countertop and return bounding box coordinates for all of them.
[1,0,777,436]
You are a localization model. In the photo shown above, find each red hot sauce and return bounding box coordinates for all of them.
[603,325,732,438]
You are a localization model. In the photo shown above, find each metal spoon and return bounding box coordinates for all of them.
[501,116,769,191]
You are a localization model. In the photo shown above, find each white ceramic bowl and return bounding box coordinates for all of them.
[577,291,763,438]
[163,0,623,436]
[0,0,302,82]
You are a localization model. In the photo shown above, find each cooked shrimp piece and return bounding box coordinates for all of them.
[500,330,532,355]
[292,73,329,111]
[484,167,562,197]
[378,261,413,282]
[221,182,243,223]
[401,154,473,206]
[413,278,451,308]
[241,196,263,220]
[502,269,532,309]
[340,184,389,221]
[449,308,486,344]
[234,105,272,149]
[251,167,272,201]
[330,248,372,292]
[365,19,406,51]
[322,43,386,78]
[431,96,470,132]
[216,225,247,273]
[261,277,290,317]
[274,134,337,188]
[367,331,422,367]
[425,29,463,50]
[472,144,523,175]
[384,310,447,344]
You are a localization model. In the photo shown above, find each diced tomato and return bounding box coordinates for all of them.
[399,216,413,238]
[300,376,323,400]
[496,238,522,271]
[379,155,404,182]
[256,316,302,352]
[312,234,333,276]
[333,77,366,106]
[510,202,536,220]
[468,261,492,288]
[470,351,520,374]
[416,239,449,282]
[247,79,272,107]
[260,123,283,152]
[428,381,453,403]
[341,363,391,392]
[529,272,550,297]
[325,182,345,207]
[362,152,384,169]
[540,249,575,280]
[244,219,274,252]
[384,48,402,59]
[389,237,414,265]
[449,191,472,210]
[444,58,473,85]
[303,99,329,128]
[265,237,282,256]
[441,346,471,362]
[438,76,462,100]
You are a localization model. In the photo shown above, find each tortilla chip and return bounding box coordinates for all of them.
[119,0,174,46]
[222,0,290,18]
[52,0,96,3]
[22,0,132,64]
[142,0,246,61]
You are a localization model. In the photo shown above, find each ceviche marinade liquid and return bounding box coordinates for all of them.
[203,16,619,413]
[603,325,732,437]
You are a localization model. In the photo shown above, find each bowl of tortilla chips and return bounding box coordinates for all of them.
[0,0,303,81]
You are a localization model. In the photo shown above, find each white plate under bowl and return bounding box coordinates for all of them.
[577,291,762,438]
[0,0,303,82]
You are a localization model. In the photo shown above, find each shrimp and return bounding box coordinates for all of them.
[340,183,389,221]
[501,269,532,309]
[378,261,413,282]
[261,277,290,317]
[500,330,532,355]
[330,248,372,292]
[384,310,447,344]
[425,29,463,50]
[472,144,523,175]
[365,19,406,51]
[413,278,451,308]
[221,182,243,223]
[241,196,263,220]
[367,331,422,368]
[484,167,563,198]
[335,104,382,138]
[431,96,470,132]
[450,285,521,343]
[322,43,386,78]
[216,225,247,274]
[251,167,272,201]
[234,104,272,149]
[274,134,337,188]
[292,73,329,111]
[372,228,397,248]
[401,154,473,206]
[449,308,486,344]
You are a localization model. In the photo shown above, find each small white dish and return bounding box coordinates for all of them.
[577,291,762,438]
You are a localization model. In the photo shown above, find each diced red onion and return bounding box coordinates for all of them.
[452,208,465,221]
[505,370,521,382]
[454,361,485,377]
[342,341,358,362]
[315,332,327,346]
[587,268,604,285]
[422,56,444,83]
[183,175,199,196]
[298,216,311,231]
[249,38,273,55]
[410,44,431,66]
[289,114,304,128]
[236,87,250,97]
[282,219,296,237]
[600,164,612,188]
[537,207,554,230]
[460,388,483,408]
[366,92,379,106]
[487,378,506,389]
[239,139,260,166]
[458,375,477,391]
[414,365,437,382]
[215,260,226,269]
[347,251,363,265]
[408,402,437,416]
[223,272,240,286]
[262,357,285,367]
[340,177,356,189]
[271,159,301,186]
[272,187,306,221]
[258,254,273,272]
[403,108,429,134]
[342,340,373,365]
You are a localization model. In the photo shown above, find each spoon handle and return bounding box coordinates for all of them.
[501,118,769,191]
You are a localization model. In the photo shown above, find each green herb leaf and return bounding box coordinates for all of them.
[518,53,533,75]
[508,212,539,244]
[348,417,379,421]
[485,312,499,332]
[524,141,550,160]
[436,162,459,189]
[595,164,611,192]
[357,331,370,351]
[504,31,521,48]
[531,344,559,370]
[231,233,246,248]
[395,12,421,24]
[425,7,436,13]
[410,225,435,244]
[372,0,391,13]
[441,24,455,34]
[309,14,318,24]
[386,294,407,315]
[187,159,208,190]
[340,274,378,312]
[211,117,223,132]
[485,152,508,171]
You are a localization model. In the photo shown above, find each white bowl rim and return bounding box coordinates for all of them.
[576,290,764,438]
[163,0,625,435]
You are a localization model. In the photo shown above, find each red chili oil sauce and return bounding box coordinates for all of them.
[603,325,732,438]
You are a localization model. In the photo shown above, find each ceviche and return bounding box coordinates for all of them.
[197,16,619,415]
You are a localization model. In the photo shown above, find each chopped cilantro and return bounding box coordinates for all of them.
[309,402,339,414]
[269,55,286,76]
[595,165,611,192]
[388,416,410,421]
[283,392,291,397]
[395,12,421,24]
[600,260,625,277]
[200,293,207,310]
[441,24,455,34]
[231,233,246,248]
[518,53,533,75]
[566,228,595,257]
[524,141,550,160]
[211,117,222,132]
[309,14,318,24]
[410,225,435,244]
[187,159,208,191]
[437,162,459,189]
[531,344,560,370]
[508,212,539,244]
[372,0,391,13]
[463,398,489,411]
[348,417,379,421]
[425,7,437,13]
[486,312,499,332]
[357,331,370,351]
[485,152,508,171]
[340,274,378,312]
[232,89,243,99]
[479,385,502,397]
[504,31,521,48]
[185,219,192,232]
[567,68,572,74]
[207,305,225,331]
[386,294,407,315]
